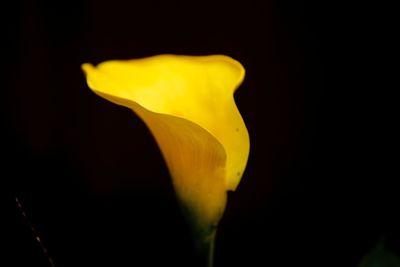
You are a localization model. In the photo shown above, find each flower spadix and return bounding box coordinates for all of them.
[82,54,249,236]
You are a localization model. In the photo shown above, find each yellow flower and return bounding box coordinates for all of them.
[82,54,249,247]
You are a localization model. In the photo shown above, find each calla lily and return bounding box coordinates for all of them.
[82,54,249,264]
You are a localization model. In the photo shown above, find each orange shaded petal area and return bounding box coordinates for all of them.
[82,54,249,230]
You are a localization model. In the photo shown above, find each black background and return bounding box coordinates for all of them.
[2,0,396,266]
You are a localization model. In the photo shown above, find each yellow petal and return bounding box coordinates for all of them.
[82,54,249,232]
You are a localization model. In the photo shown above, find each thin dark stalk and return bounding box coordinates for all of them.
[207,229,216,267]
[196,227,217,267]
[15,196,56,267]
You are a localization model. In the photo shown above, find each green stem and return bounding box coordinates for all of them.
[197,228,217,267]
[208,229,216,267]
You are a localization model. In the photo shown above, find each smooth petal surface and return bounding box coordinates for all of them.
[82,54,249,231]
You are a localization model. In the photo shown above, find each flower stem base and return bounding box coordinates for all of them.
[195,228,217,267]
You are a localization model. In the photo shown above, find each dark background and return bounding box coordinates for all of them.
[2,0,396,266]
